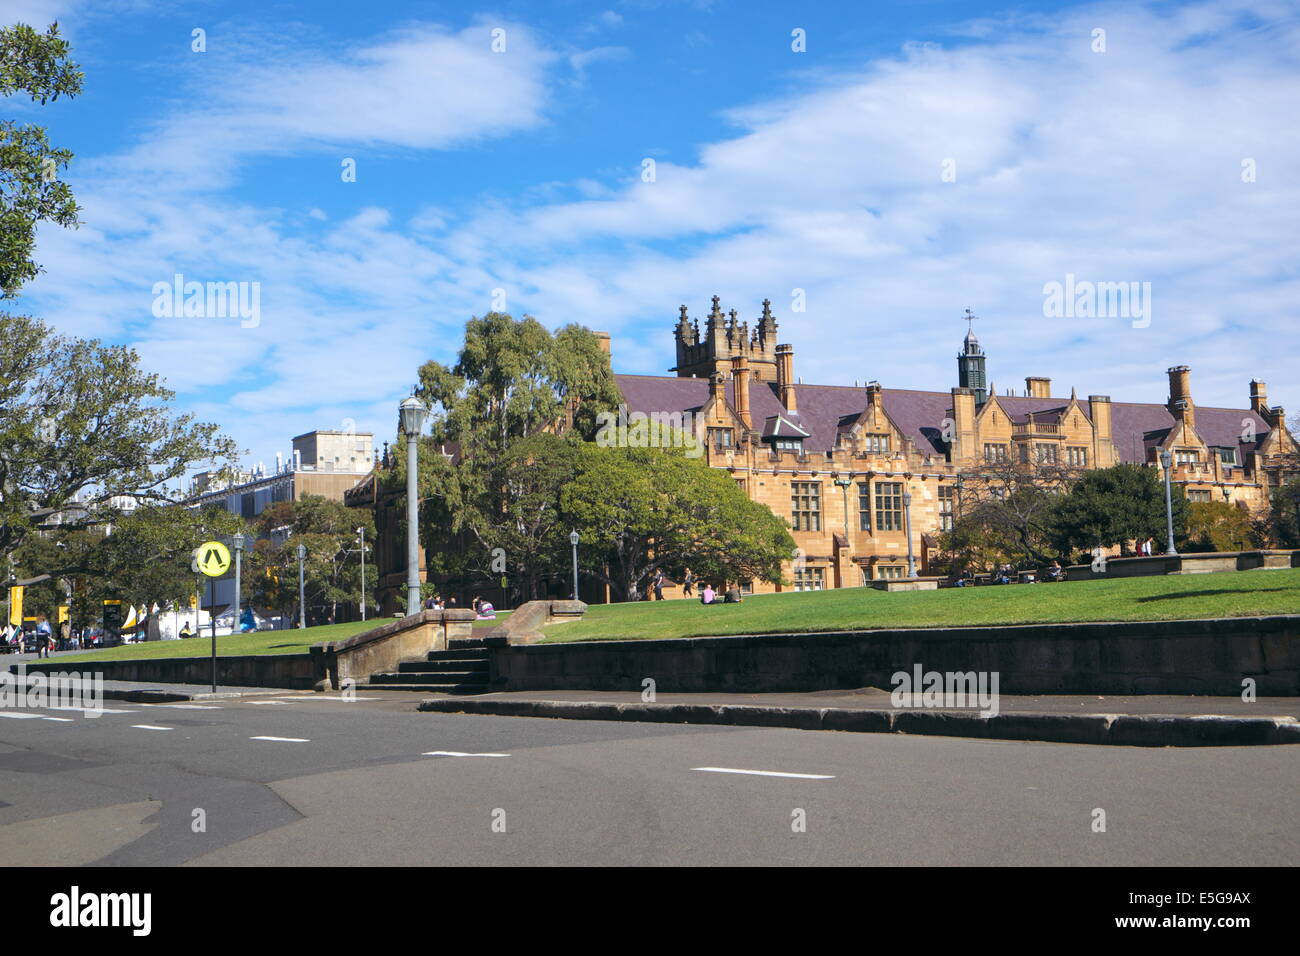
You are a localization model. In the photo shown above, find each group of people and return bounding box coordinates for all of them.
[647,567,719,603]
[3,615,106,655]
[423,594,497,619]
[952,560,1067,587]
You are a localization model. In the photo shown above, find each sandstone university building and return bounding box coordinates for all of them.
[350,296,1296,608]
[610,296,1295,592]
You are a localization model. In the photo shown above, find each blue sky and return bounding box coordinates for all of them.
[5,0,1299,475]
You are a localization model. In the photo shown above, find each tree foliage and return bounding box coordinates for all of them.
[245,495,376,625]
[407,315,620,602]
[0,315,239,578]
[560,440,795,600]
[1050,463,1189,557]
[1184,500,1257,553]
[1,21,82,298]
[937,461,1071,570]
[1267,478,1300,548]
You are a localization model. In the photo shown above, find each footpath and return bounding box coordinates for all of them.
[415,688,1300,747]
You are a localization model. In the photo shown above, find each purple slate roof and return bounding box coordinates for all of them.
[612,373,1272,464]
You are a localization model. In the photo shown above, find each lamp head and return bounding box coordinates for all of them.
[398,395,429,437]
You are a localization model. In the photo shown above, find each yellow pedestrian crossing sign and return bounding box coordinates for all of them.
[195,541,232,577]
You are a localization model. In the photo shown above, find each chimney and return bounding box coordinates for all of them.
[1250,380,1268,416]
[1025,376,1051,398]
[593,330,611,356]
[1167,366,1194,430]
[775,343,797,412]
[731,354,752,428]
[1088,395,1112,465]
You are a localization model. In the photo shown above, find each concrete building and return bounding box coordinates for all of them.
[190,429,374,612]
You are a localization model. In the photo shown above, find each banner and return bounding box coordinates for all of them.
[7,586,22,627]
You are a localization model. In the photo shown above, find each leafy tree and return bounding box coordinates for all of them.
[1049,463,1189,557]
[0,315,239,583]
[6,503,245,628]
[246,496,376,625]
[417,312,620,459]
[1,21,82,298]
[937,461,1071,570]
[1266,478,1300,548]
[407,315,620,602]
[560,441,795,600]
[1184,500,1257,553]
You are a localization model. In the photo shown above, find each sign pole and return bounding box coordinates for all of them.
[194,540,233,694]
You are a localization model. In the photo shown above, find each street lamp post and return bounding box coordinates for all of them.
[232,532,246,632]
[833,475,852,538]
[296,543,307,629]
[902,489,917,579]
[569,530,580,601]
[356,527,367,621]
[1159,449,1178,556]
[399,395,429,617]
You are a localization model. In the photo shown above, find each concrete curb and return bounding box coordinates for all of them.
[416,698,1300,747]
[4,677,290,704]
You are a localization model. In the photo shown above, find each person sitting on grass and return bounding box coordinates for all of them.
[700,584,716,605]
[1046,560,1065,582]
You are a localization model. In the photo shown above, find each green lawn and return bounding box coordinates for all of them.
[48,610,511,663]
[54,619,377,663]
[542,567,1300,643]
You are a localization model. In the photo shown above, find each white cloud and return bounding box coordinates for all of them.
[17,0,1300,472]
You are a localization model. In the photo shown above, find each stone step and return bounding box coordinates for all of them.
[360,682,489,694]
[399,658,488,674]
[370,670,487,685]
[426,647,490,661]
[447,637,490,650]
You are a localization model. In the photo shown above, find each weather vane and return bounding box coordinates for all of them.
[963,308,978,332]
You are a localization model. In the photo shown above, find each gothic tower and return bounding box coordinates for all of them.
[957,309,988,405]
[672,295,780,382]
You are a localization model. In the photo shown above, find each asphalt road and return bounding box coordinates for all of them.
[1,691,1297,866]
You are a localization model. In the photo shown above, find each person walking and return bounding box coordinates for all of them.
[35,614,52,658]
[652,568,665,601]
[682,568,694,597]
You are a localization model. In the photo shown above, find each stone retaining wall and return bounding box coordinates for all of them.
[14,653,317,689]
[490,615,1300,696]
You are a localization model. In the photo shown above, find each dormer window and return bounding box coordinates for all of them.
[773,438,803,453]
[862,434,890,454]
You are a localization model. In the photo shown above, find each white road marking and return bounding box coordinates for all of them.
[44,706,137,714]
[0,711,43,719]
[131,724,173,731]
[41,716,75,722]
[272,695,380,702]
[149,704,222,710]
[247,701,291,706]
[250,736,309,743]
[693,767,835,780]
[422,751,511,758]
